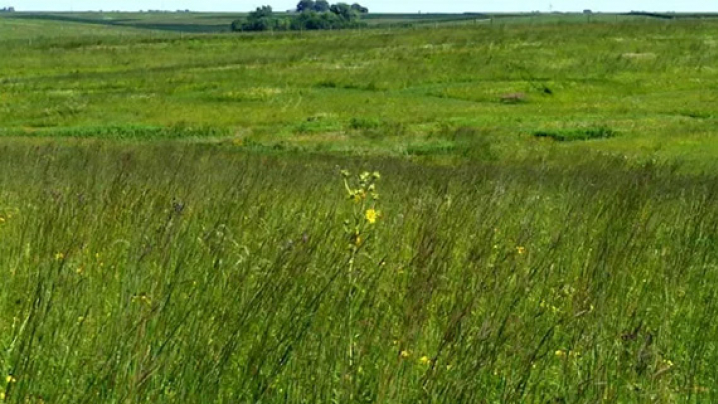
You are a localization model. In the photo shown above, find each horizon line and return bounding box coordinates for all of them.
[4,9,718,13]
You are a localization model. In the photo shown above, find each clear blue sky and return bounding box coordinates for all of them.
[10,0,717,13]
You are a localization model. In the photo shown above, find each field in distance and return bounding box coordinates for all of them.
[1,12,718,168]
[3,11,693,33]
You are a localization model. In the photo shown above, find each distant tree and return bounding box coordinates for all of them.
[313,0,330,12]
[296,0,316,12]
[330,2,357,20]
[232,1,366,32]
[232,5,277,31]
[275,17,292,30]
[230,19,243,31]
[351,3,368,13]
[251,5,274,18]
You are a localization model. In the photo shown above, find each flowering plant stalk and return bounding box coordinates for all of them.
[340,169,381,399]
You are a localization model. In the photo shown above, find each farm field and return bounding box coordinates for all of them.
[1,11,718,403]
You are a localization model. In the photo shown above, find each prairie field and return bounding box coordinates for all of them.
[1,11,718,403]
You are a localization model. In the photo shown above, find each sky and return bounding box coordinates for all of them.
[8,0,717,13]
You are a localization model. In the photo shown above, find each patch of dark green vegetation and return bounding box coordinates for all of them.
[314,80,379,91]
[624,11,718,20]
[294,115,344,134]
[678,111,713,119]
[624,11,677,20]
[348,117,406,139]
[0,124,227,140]
[533,127,617,142]
[405,141,456,156]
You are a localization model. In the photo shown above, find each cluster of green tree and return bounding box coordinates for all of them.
[296,0,368,14]
[231,1,368,32]
[0,6,15,12]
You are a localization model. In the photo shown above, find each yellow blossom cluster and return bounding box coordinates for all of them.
[341,170,382,248]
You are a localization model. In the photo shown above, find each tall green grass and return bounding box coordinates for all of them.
[2,14,718,403]
[0,141,716,402]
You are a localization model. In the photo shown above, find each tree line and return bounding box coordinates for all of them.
[231,1,369,32]
[0,6,15,12]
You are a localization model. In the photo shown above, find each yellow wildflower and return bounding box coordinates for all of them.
[54,252,65,261]
[555,350,567,358]
[400,350,411,358]
[0,391,4,400]
[516,246,526,255]
[365,208,377,224]
[419,356,431,365]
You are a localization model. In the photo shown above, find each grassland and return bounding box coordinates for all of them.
[1,11,718,403]
[2,13,718,167]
